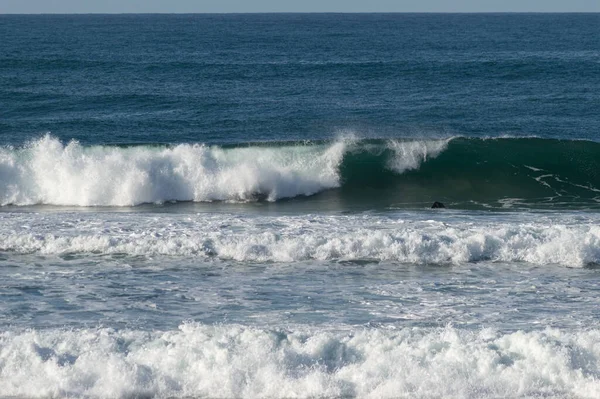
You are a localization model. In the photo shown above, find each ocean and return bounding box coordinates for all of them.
[1,13,599,398]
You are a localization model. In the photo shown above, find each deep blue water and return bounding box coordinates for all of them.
[1,14,599,145]
[1,14,600,398]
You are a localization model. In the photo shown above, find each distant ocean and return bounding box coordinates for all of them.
[1,13,599,398]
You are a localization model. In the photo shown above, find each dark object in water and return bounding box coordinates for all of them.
[431,201,445,209]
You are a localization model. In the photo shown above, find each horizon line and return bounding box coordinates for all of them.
[2,11,599,15]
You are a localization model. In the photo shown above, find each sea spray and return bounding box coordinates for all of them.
[385,138,449,173]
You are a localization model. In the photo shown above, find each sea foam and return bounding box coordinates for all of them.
[1,212,599,267]
[0,324,599,398]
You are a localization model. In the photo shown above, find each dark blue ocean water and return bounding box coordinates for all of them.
[1,14,600,398]
[1,14,599,145]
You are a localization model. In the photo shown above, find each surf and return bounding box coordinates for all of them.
[1,323,599,398]
[2,212,599,267]
[1,134,599,209]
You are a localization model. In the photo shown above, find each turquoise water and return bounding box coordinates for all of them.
[1,14,600,398]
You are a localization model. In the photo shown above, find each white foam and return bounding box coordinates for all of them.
[1,212,599,267]
[0,324,598,398]
[385,138,449,173]
[524,165,545,172]
[0,135,347,206]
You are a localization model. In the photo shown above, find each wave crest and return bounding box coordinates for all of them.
[0,135,347,206]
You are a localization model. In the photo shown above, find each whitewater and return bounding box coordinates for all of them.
[1,135,600,398]
[1,211,599,266]
[1,206,600,398]
[2,325,600,398]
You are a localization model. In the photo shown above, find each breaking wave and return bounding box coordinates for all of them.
[1,324,599,398]
[1,212,599,267]
[0,135,347,206]
[1,134,599,209]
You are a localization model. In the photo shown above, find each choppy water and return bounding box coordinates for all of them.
[1,13,600,398]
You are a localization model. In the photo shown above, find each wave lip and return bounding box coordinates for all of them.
[0,324,599,398]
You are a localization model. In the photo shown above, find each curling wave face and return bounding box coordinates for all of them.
[1,324,599,398]
[1,135,599,209]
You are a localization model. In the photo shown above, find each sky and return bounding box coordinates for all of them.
[1,0,599,14]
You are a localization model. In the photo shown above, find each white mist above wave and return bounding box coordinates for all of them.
[1,212,599,267]
[386,138,448,173]
[1,324,599,398]
[0,135,448,206]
